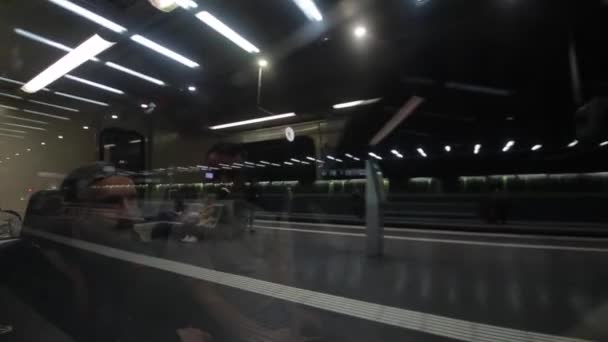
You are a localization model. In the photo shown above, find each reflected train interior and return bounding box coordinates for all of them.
[1,0,608,341]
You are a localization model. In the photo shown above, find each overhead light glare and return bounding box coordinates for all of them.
[209,112,295,130]
[28,100,79,112]
[600,141,608,147]
[54,91,109,106]
[0,76,24,85]
[445,145,451,152]
[188,85,196,92]
[0,127,27,134]
[326,155,336,160]
[354,26,367,38]
[65,74,124,95]
[0,113,49,125]
[474,144,481,155]
[47,0,127,33]
[290,0,323,21]
[23,109,70,121]
[195,11,260,53]
[3,123,47,131]
[368,152,382,160]
[502,140,515,152]
[83,125,89,130]
[568,140,578,148]
[105,62,165,85]
[130,34,199,68]
[333,97,382,109]
[0,104,19,111]
[22,34,115,93]
[531,144,542,151]
[0,92,23,100]
[306,157,316,161]
[0,133,25,139]
[417,148,427,158]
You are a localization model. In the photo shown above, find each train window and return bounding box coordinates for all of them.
[1,1,608,341]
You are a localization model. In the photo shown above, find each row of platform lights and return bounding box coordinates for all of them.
[150,138,608,173]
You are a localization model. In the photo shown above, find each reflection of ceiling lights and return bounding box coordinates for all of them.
[195,11,260,54]
[105,62,165,86]
[333,98,381,109]
[354,26,367,38]
[28,100,79,112]
[65,75,124,95]
[290,0,323,21]
[131,34,199,68]
[210,112,296,130]
[54,91,109,107]
[0,92,23,100]
[14,29,165,86]
[48,0,127,33]
[22,34,115,93]
[3,123,47,131]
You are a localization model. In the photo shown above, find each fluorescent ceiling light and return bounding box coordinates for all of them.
[271,163,281,167]
[140,103,149,109]
[3,123,47,131]
[368,152,382,160]
[129,139,141,144]
[0,133,25,139]
[111,114,119,119]
[568,140,578,148]
[65,74,124,95]
[28,100,79,112]
[417,148,427,158]
[0,127,27,134]
[335,158,343,162]
[502,140,515,152]
[23,109,70,121]
[0,104,19,111]
[0,92,23,100]
[22,34,115,93]
[14,28,102,62]
[326,155,336,160]
[284,161,294,166]
[258,59,268,68]
[47,0,127,33]
[354,26,367,38]
[105,62,165,85]
[0,76,24,85]
[290,0,323,21]
[0,114,49,125]
[291,158,302,163]
[600,141,608,147]
[209,112,295,130]
[333,98,382,109]
[306,157,316,161]
[531,144,542,151]
[445,145,451,152]
[176,0,198,9]
[130,34,199,68]
[195,11,260,54]
[474,144,481,155]
[188,86,196,92]
[83,126,89,130]
[54,91,109,106]
[58,135,64,139]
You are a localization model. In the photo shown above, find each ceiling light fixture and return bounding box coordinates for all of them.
[445,145,451,152]
[258,59,268,68]
[474,144,481,155]
[0,127,27,134]
[21,34,115,93]
[140,103,149,109]
[368,152,382,160]
[354,26,367,38]
[600,141,608,147]
[83,125,89,130]
[23,109,70,121]
[0,76,24,85]
[209,112,295,130]
[28,100,79,112]
[3,123,47,131]
[391,149,404,158]
[284,161,294,166]
[130,34,199,68]
[65,74,125,95]
[41,142,46,145]
[195,11,260,54]
[105,62,165,86]
[417,148,427,158]
[326,155,336,160]
[176,0,198,9]
[0,92,23,100]
[111,114,118,119]
[0,104,19,111]
[47,0,127,33]
[502,140,515,152]
[333,98,381,109]
[290,0,323,21]
[58,135,64,139]
[568,140,578,148]
[531,144,542,151]
[306,157,316,161]
[0,133,25,139]
[0,114,49,125]
[54,91,109,106]
[188,85,196,92]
